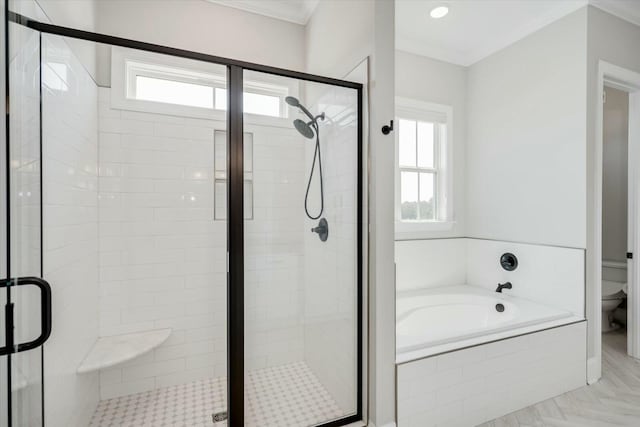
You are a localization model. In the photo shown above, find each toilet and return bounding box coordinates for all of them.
[602,280,627,332]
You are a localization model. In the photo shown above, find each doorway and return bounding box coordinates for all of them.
[593,61,640,384]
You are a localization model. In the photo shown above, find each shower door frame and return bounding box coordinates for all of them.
[4,10,364,427]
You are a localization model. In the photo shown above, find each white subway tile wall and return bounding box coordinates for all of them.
[397,322,587,427]
[244,122,306,371]
[42,34,100,426]
[97,86,307,398]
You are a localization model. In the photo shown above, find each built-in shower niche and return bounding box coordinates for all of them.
[34,31,361,427]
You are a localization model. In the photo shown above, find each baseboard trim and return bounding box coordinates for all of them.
[587,356,601,384]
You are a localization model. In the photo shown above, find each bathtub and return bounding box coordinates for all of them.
[396,285,583,363]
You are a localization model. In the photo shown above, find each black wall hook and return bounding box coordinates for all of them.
[382,120,394,135]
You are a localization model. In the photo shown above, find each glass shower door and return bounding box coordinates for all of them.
[242,70,361,426]
[1,19,51,427]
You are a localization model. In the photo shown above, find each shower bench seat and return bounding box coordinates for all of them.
[77,328,172,374]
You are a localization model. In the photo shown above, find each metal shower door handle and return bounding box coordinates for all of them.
[0,276,52,355]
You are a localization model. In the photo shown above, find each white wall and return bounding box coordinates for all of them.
[395,52,466,239]
[305,0,374,79]
[602,87,628,263]
[466,8,588,249]
[42,33,100,427]
[95,0,305,73]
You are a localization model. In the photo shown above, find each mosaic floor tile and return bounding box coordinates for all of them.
[90,361,347,427]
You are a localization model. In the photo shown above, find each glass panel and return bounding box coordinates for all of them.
[135,75,214,108]
[417,121,434,168]
[244,70,359,426]
[5,20,44,427]
[419,172,436,220]
[398,118,416,167]
[400,171,418,220]
[215,88,282,117]
[31,32,229,427]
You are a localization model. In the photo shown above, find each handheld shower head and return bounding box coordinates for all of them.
[285,96,314,121]
[293,119,316,139]
[285,96,300,108]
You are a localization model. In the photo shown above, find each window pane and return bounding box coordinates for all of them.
[400,171,418,220]
[417,121,434,168]
[135,75,214,108]
[244,92,280,117]
[399,119,416,167]
[419,172,435,220]
[215,88,281,117]
[214,87,227,111]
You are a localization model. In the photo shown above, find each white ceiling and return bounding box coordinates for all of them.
[205,0,319,25]
[397,0,640,66]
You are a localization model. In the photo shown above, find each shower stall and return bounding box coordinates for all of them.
[1,4,363,427]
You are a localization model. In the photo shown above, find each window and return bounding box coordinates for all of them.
[395,98,453,236]
[134,75,214,109]
[124,58,288,118]
[214,130,253,220]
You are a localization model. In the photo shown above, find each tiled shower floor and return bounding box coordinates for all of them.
[89,361,346,427]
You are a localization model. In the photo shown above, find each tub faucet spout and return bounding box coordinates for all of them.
[496,282,512,293]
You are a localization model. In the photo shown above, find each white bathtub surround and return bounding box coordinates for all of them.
[395,237,585,316]
[396,285,582,362]
[466,238,584,315]
[395,239,466,291]
[396,322,587,427]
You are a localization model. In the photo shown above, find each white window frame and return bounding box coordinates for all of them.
[395,97,454,239]
[110,47,297,126]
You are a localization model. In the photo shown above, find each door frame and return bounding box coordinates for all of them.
[591,60,640,383]
[3,10,366,427]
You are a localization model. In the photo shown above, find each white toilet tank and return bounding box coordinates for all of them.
[602,280,627,299]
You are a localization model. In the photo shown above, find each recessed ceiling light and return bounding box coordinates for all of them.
[430,6,449,19]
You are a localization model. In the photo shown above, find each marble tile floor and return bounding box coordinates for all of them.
[89,361,346,427]
[480,329,640,426]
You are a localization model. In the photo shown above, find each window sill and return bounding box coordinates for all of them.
[395,220,456,240]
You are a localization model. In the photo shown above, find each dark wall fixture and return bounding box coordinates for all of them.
[500,253,518,271]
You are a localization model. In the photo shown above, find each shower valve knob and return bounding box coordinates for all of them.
[311,218,329,242]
